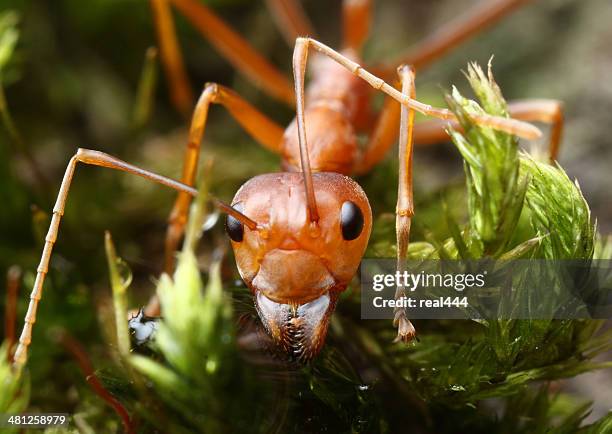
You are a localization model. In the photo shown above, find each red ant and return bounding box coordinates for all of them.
[13,0,564,368]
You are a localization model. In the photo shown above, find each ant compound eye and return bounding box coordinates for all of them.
[340,201,364,241]
[225,203,244,242]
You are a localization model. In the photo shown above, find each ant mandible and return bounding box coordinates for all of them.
[13,0,562,368]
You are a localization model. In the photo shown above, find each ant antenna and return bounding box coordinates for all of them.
[292,38,320,222]
[213,198,258,230]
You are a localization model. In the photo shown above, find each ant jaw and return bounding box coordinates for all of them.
[254,290,338,362]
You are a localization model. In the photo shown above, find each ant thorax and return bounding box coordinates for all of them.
[280,50,372,176]
[280,106,359,175]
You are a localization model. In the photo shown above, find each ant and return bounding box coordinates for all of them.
[13,0,563,368]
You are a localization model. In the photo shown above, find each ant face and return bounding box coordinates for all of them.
[226,172,372,360]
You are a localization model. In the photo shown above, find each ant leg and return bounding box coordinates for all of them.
[12,148,254,371]
[352,66,417,339]
[413,99,564,162]
[506,99,564,161]
[394,66,417,343]
[354,92,401,174]
[371,0,534,76]
[160,0,294,105]
[292,37,542,140]
[342,0,372,51]
[265,0,316,46]
[149,0,193,116]
[163,83,284,275]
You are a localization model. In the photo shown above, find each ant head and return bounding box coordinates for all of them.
[226,172,372,360]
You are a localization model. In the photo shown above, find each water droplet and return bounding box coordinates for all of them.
[115,258,133,289]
